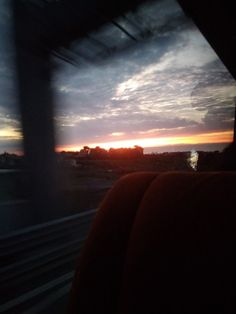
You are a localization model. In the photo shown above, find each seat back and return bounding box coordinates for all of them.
[68,172,236,313]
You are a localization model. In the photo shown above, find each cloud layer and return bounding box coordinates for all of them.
[0,0,235,152]
[53,0,236,149]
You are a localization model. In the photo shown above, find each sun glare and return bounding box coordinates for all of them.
[0,128,22,139]
[57,130,233,152]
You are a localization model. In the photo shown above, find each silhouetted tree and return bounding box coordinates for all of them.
[90,146,108,159]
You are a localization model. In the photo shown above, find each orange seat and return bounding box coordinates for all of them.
[68,172,236,313]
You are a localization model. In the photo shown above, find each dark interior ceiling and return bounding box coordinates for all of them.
[13,0,236,79]
[177,0,236,80]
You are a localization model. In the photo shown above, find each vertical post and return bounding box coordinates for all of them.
[234,97,236,143]
[12,0,59,222]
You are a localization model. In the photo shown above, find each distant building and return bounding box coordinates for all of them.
[109,146,144,159]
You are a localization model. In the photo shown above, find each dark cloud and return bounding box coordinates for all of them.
[0,0,18,116]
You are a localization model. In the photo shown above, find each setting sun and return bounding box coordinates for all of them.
[56,130,233,152]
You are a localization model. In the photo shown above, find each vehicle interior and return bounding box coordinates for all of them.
[0,0,235,313]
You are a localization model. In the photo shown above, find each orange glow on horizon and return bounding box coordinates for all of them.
[56,130,233,152]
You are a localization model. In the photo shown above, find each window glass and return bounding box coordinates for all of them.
[0,0,27,235]
[53,0,236,213]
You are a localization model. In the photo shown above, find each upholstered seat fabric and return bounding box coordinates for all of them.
[68,172,236,314]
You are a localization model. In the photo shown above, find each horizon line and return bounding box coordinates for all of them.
[56,130,233,152]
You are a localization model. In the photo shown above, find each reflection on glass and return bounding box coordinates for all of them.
[188,150,199,171]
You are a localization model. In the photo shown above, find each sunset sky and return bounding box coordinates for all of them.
[0,0,236,153]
